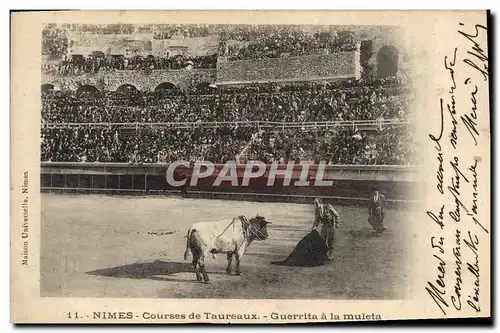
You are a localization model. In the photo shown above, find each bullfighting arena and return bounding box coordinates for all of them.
[41,193,413,299]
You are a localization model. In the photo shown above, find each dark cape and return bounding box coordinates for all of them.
[271,230,329,267]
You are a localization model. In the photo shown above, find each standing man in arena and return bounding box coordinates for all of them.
[312,198,341,260]
[368,190,386,235]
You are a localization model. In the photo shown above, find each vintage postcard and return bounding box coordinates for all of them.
[10,10,491,323]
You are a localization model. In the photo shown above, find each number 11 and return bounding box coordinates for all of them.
[67,312,80,319]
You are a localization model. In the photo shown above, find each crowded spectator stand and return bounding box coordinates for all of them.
[42,25,360,76]
[41,77,415,165]
[41,24,414,166]
[47,53,218,76]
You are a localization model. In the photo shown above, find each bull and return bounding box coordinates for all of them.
[183,214,271,283]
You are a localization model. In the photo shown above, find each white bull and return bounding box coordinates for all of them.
[183,215,271,283]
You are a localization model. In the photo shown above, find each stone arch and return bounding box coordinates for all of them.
[377,45,399,78]
[116,84,140,94]
[154,82,181,96]
[154,82,178,92]
[75,85,100,97]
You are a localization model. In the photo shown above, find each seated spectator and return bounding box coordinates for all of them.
[219,27,357,61]
[41,77,411,124]
[41,123,415,165]
[49,53,218,75]
[40,77,414,166]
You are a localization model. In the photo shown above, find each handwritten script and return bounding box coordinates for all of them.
[426,22,488,316]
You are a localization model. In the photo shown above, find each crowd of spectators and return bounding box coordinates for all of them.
[40,25,414,166]
[42,77,411,124]
[41,77,414,165]
[60,24,354,43]
[245,125,415,165]
[41,126,255,164]
[42,76,412,123]
[61,24,136,35]
[219,27,357,61]
[153,24,216,39]
[60,24,217,39]
[40,124,415,165]
[43,24,359,74]
[49,53,217,75]
[42,24,69,57]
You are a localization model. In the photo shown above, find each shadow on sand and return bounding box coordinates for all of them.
[270,230,328,267]
[86,260,221,283]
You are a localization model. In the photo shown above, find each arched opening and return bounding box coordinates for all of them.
[75,85,100,98]
[112,84,144,107]
[154,82,180,96]
[41,84,55,93]
[377,46,399,78]
[116,84,140,94]
[155,82,177,91]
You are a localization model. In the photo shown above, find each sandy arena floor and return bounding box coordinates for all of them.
[41,193,414,299]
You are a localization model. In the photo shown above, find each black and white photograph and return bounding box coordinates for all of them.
[10,10,491,323]
[39,22,417,300]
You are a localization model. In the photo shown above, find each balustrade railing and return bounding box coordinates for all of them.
[42,118,411,130]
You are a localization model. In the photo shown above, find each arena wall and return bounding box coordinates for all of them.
[41,68,217,92]
[215,52,361,85]
[40,162,420,205]
[42,52,360,91]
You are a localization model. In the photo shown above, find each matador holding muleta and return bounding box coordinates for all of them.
[312,189,387,259]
